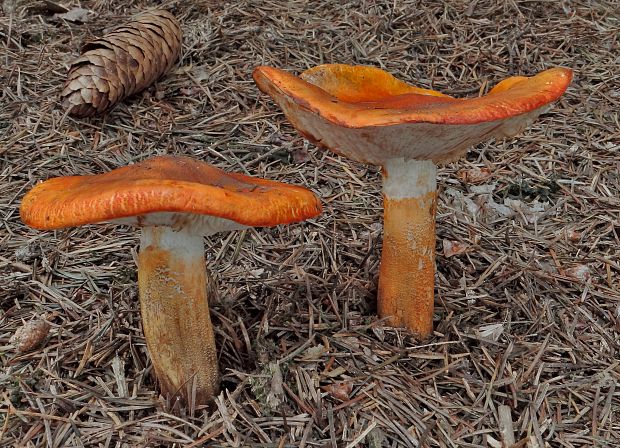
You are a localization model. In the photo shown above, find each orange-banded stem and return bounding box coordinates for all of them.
[378,159,436,336]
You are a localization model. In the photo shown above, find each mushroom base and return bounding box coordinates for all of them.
[378,159,437,337]
[138,226,219,406]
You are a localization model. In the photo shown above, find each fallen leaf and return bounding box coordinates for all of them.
[444,187,482,218]
[457,166,492,184]
[323,366,346,378]
[338,336,360,350]
[470,183,496,194]
[371,326,385,342]
[564,265,591,283]
[504,198,548,224]
[292,147,311,163]
[55,7,95,23]
[564,228,582,242]
[477,323,504,341]
[484,197,513,217]
[443,240,469,257]
[301,344,327,360]
[321,381,352,401]
[179,86,202,96]
[266,362,283,409]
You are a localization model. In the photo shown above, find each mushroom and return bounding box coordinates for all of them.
[253,64,572,337]
[20,155,322,405]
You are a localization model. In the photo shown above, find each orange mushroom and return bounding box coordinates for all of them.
[253,64,572,338]
[20,155,321,405]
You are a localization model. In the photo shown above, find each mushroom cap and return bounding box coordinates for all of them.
[21,156,322,232]
[253,64,572,165]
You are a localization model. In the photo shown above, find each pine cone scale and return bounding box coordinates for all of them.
[108,34,157,87]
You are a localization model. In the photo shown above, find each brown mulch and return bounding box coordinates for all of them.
[1,0,619,447]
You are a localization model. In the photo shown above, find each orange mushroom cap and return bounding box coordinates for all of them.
[21,155,322,230]
[253,64,572,164]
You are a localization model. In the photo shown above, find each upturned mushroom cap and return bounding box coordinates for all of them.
[21,155,322,232]
[253,64,573,165]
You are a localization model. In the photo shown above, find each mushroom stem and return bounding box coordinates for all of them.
[138,225,218,405]
[378,158,437,337]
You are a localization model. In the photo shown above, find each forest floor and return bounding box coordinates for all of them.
[1,0,619,446]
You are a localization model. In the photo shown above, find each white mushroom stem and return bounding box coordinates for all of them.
[138,225,218,405]
[378,158,437,337]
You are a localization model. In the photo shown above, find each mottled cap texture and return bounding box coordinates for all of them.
[253,64,573,165]
[60,9,182,117]
[20,156,322,230]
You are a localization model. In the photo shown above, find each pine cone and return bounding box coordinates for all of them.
[60,9,182,117]
[10,319,51,353]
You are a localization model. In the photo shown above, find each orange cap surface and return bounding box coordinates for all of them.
[21,156,322,230]
[253,64,572,164]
